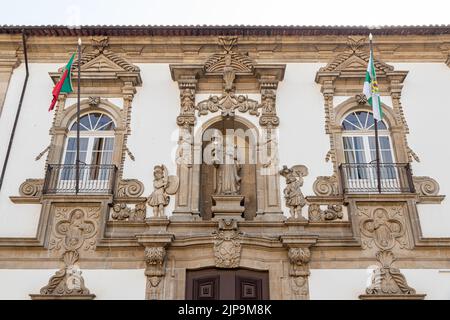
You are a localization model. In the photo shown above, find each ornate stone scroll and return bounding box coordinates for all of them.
[18,178,43,197]
[279,165,308,219]
[147,165,179,218]
[360,250,425,300]
[196,93,260,117]
[116,179,144,198]
[312,175,339,196]
[213,219,243,268]
[413,176,440,196]
[308,204,343,222]
[31,250,94,299]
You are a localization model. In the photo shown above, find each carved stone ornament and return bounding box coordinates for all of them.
[313,175,339,196]
[144,247,167,299]
[213,219,243,268]
[111,202,146,221]
[49,207,99,252]
[36,250,93,298]
[116,179,144,198]
[308,204,343,222]
[358,206,409,250]
[365,250,417,295]
[413,176,440,196]
[147,165,179,217]
[196,93,260,117]
[19,178,43,197]
[279,165,308,219]
[287,247,311,300]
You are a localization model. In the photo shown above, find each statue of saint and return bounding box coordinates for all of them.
[211,136,241,195]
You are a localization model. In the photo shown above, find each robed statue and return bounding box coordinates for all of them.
[210,136,242,195]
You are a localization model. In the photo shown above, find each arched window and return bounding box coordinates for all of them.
[341,111,393,165]
[61,113,115,181]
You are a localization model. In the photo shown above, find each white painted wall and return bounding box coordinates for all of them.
[122,64,180,216]
[0,269,146,299]
[390,63,450,237]
[277,63,330,217]
[309,268,450,300]
[0,63,58,236]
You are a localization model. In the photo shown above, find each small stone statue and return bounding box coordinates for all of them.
[147,165,179,217]
[280,165,309,219]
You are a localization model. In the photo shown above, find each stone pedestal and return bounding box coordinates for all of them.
[211,195,245,221]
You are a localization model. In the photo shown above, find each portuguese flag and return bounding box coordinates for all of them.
[363,46,383,121]
[49,53,75,111]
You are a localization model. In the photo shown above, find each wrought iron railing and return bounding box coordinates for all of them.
[43,164,117,194]
[339,163,415,194]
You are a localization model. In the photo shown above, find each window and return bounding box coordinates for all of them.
[61,113,115,181]
[341,111,396,181]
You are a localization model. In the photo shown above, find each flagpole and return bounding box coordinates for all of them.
[75,38,81,195]
[369,33,382,194]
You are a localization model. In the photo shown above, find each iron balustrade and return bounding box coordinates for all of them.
[43,164,117,194]
[339,163,415,194]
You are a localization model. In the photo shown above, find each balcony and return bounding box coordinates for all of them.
[43,164,117,195]
[339,163,415,194]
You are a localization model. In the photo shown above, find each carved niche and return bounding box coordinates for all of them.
[48,207,100,253]
[213,219,243,268]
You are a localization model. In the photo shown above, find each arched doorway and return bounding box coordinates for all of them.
[199,117,258,220]
[186,268,269,300]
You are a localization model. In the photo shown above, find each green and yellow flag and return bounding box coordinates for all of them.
[363,39,383,121]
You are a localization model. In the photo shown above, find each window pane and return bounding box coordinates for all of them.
[353,137,365,150]
[379,137,390,149]
[343,137,354,149]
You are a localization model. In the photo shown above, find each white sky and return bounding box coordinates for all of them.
[0,0,449,26]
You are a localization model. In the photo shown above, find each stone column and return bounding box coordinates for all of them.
[0,53,20,117]
[172,76,199,220]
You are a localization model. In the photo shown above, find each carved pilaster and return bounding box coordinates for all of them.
[137,233,174,300]
[280,236,317,300]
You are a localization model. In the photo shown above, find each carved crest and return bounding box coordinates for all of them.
[49,207,99,252]
[358,206,409,250]
[196,93,260,118]
[213,220,243,268]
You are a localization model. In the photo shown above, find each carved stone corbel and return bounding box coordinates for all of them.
[137,233,174,300]
[312,175,339,197]
[18,179,44,197]
[413,176,440,197]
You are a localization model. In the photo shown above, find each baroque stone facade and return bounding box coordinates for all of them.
[0,25,449,300]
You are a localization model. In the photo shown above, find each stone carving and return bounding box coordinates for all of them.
[87,96,100,107]
[366,250,417,295]
[213,219,243,268]
[413,176,440,196]
[279,165,308,219]
[211,140,242,196]
[196,93,260,117]
[111,203,146,221]
[39,250,92,296]
[204,36,253,74]
[287,247,311,300]
[259,89,279,128]
[145,247,167,299]
[308,204,343,222]
[180,88,195,114]
[18,178,43,197]
[312,175,339,196]
[116,179,144,198]
[49,207,99,252]
[147,165,179,217]
[358,206,409,250]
